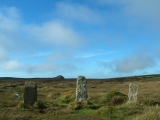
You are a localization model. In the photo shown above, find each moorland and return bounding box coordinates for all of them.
[0,75,160,120]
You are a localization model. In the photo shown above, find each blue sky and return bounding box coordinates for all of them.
[0,0,160,78]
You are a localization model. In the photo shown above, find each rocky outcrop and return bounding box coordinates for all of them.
[54,75,65,80]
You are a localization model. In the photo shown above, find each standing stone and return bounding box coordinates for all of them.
[128,83,139,103]
[23,81,37,107]
[76,76,87,102]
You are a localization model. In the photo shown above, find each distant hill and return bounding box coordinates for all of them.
[0,74,160,81]
[0,77,24,80]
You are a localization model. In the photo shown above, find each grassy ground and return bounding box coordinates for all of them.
[0,76,160,120]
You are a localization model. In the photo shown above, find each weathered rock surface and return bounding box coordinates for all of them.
[128,83,139,103]
[23,81,37,107]
[76,76,88,102]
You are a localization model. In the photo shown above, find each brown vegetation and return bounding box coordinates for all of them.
[0,76,160,119]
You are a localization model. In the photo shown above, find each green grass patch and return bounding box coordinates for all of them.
[97,103,144,119]
[132,107,160,120]
[73,108,95,115]
[47,92,61,100]
[140,98,160,106]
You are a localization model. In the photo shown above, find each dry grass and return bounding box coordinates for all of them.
[0,77,160,119]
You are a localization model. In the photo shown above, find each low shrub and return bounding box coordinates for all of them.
[140,98,160,106]
[43,101,56,107]
[69,100,100,110]
[97,103,144,119]
[63,90,74,95]
[17,102,25,110]
[101,91,128,105]
[87,95,102,105]
[112,96,125,105]
[18,101,46,110]
[132,107,160,120]
[68,101,90,110]
[47,92,61,100]
[57,91,75,106]
[0,89,5,92]
[33,101,46,109]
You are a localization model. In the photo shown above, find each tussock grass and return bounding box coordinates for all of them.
[101,91,128,105]
[132,107,160,120]
[0,78,160,119]
[97,103,144,119]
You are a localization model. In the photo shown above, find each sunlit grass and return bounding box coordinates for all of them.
[0,77,160,119]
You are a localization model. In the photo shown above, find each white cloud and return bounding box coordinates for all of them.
[101,53,156,73]
[125,0,160,18]
[1,2,159,78]
[28,21,81,46]
[0,7,20,51]
[0,48,9,62]
[115,54,155,73]
[0,6,82,75]
[29,52,52,57]
[27,64,57,73]
[122,0,160,29]
[95,0,160,29]
[98,45,158,74]
[3,60,25,71]
[0,7,20,31]
[56,2,102,23]
[93,0,124,5]
[0,58,57,73]
[76,51,117,58]
[0,6,82,51]
[46,51,71,62]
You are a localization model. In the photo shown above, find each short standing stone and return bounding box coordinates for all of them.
[76,76,87,102]
[23,81,37,107]
[128,83,139,103]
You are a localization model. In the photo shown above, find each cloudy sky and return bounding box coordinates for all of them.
[0,0,160,78]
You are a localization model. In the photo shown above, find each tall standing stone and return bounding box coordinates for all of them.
[76,76,87,102]
[128,83,139,103]
[23,81,37,107]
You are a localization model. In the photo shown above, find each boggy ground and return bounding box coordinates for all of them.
[0,76,160,120]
